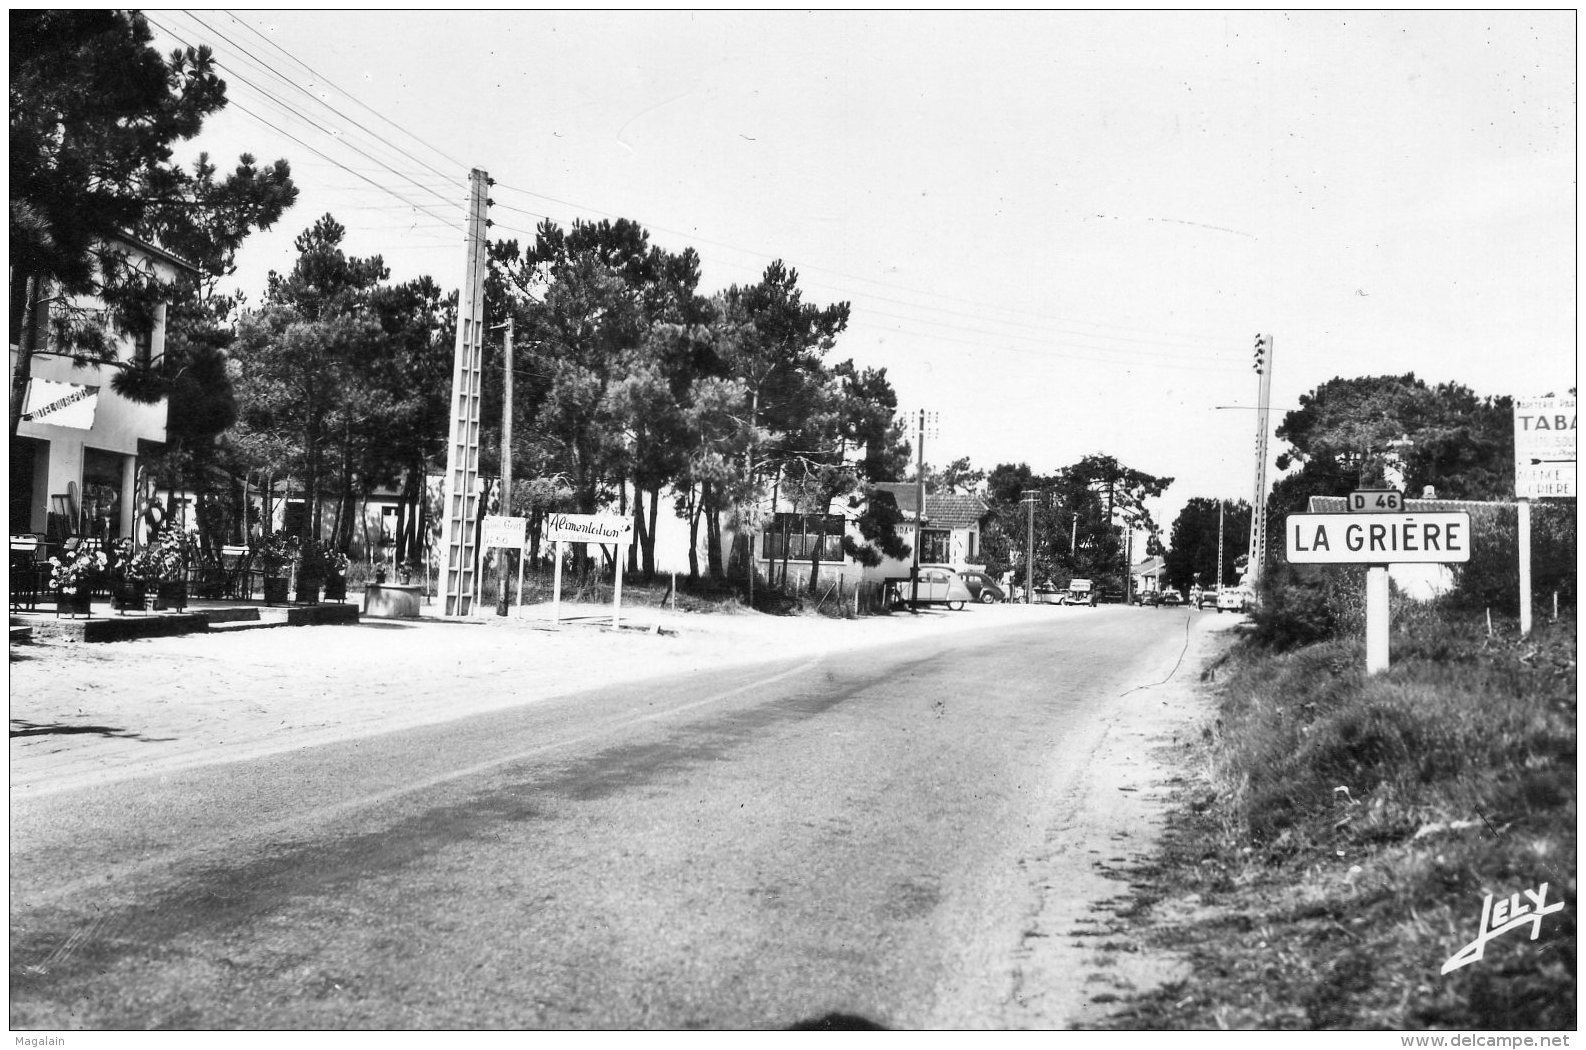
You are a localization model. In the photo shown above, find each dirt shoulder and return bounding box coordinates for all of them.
[10,602,1053,799]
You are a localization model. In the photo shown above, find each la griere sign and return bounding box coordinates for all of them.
[1285,509,1472,675]
[1285,512,1472,565]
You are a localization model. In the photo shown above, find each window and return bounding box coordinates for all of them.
[131,323,154,369]
[762,512,845,562]
[920,528,952,564]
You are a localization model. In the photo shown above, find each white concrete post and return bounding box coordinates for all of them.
[552,540,563,625]
[1366,565,1390,674]
[1518,497,1533,637]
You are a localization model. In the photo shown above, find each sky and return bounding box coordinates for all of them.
[140,10,1577,536]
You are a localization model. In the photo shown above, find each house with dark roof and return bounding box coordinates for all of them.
[865,482,990,578]
[755,481,990,589]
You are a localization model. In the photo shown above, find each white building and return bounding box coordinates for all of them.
[10,233,193,546]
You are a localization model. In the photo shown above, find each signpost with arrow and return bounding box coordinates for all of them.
[1513,395,1575,636]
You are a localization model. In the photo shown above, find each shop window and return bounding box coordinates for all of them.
[762,512,845,563]
[920,528,952,564]
[81,448,126,539]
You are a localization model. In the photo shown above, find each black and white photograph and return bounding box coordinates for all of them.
[8,8,1576,1036]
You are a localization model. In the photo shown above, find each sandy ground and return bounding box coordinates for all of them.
[10,601,1074,798]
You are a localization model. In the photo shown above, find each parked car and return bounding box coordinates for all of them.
[923,565,1006,604]
[1195,589,1219,610]
[1159,590,1184,607]
[888,566,974,611]
[1133,590,1163,607]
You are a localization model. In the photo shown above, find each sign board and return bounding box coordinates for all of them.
[481,515,527,550]
[1285,512,1472,564]
[544,512,632,545]
[1514,396,1575,498]
[21,379,99,430]
[1348,489,1404,513]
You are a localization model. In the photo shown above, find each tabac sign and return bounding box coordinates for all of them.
[1285,512,1472,564]
[1514,396,1575,498]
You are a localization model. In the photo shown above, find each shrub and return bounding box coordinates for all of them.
[1248,563,1367,650]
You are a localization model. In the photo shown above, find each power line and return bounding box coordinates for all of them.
[223,11,471,179]
[160,11,463,216]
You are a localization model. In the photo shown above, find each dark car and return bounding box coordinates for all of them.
[1159,590,1184,607]
[1133,590,1163,607]
[921,565,1006,604]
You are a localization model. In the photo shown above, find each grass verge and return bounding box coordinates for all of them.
[1093,611,1576,1030]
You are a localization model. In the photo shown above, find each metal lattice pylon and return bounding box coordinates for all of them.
[439,169,491,616]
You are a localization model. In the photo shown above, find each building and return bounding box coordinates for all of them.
[10,233,194,547]
[864,482,989,578]
[1131,555,1168,596]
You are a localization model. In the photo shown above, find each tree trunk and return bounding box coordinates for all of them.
[704,482,724,579]
[685,483,701,582]
[9,273,44,439]
[643,484,660,580]
[628,480,642,575]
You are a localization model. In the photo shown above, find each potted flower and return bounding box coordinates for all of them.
[322,548,351,602]
[294,536,333,603]
[255,532,297,605]
[49,545,108,616]
[108,537,148,612]
[143,528,195,610]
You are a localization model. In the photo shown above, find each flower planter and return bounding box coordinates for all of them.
[56,587,93,617]
[323,576,347,602]
[295,579,323,604]
[113,581,147,613]
[156,581,188,611]
[263,576,290,605]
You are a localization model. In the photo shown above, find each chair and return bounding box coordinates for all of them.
[220,545,254,599]
[9,536,45,611]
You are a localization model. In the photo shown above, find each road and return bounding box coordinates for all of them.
[10,605,1224,1030]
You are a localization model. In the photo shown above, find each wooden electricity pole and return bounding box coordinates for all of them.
[496,314,514,616]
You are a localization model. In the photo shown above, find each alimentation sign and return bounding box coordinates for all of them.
[543,512,633,545]
[1285,512,1472,564]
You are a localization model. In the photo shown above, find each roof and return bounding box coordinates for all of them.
[1307,496,1516,513]
[871,482,988,529]
[1132,555,1166,577]
[108,230,201,275]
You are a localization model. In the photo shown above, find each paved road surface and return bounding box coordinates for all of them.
[11,606,1222,1029]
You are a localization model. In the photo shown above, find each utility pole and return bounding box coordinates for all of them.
[1248,333,1275,590]
[495,315,514,617]
[1216,499,1226,589]
[1022,489,1038,604]
[909,409,931,611]
[439,168,491,616]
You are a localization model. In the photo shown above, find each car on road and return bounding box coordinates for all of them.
[924,565,1006,604]
[1133,590,1163,607]
[889,566,975,611]
[1194,589,1219,610]
[1060,578,1098,606]
[1216,587,1251,613]
[1159,590,1184,607]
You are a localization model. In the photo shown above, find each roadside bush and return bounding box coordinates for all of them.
[1449,501,1576,614]
[1101,606,1575,1030]
[1248,563,1366,651]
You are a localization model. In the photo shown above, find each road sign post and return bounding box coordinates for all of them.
[1285,509,1472,674]
[544,513,634,629]
[1513,396,1574,636]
